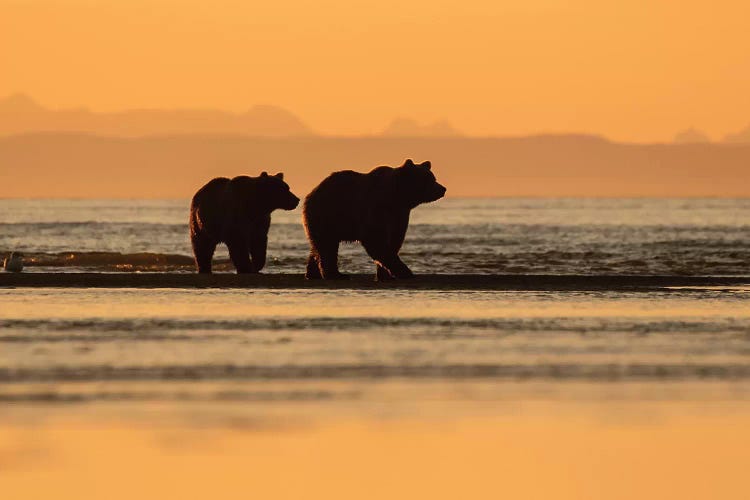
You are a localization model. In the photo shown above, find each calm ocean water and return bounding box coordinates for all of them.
[1,197,749,275]
[1,198,749,401]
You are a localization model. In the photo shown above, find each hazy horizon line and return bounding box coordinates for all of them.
[3,93,749,144]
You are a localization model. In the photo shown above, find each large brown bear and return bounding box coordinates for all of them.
[190,172,299,273]
[303,159,446,280]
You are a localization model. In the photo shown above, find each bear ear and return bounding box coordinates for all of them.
[403,159,415,168]
[274,172,284,180]
[260,171,269,177]
[420,161,432,170]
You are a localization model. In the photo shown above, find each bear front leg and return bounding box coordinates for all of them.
[192,234,217,274]
[226,239,255,274]
[249,234,267,273]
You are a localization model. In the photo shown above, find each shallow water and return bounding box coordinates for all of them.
[2,197,750,399]
[1,287,748,401]
[2,198,750,500]
[2,198,749,274]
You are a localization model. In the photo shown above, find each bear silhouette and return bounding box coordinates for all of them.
[303,159,446,280]
[190,172,299,273]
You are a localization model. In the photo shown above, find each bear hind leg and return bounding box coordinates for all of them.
[226,239,255,274]
[192,235,217,274]
[362,240,414,279]
[315,239,348,280]
[376,264,395,281]
[305,251,322,279]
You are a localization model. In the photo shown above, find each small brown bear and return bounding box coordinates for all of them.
[190,172,299,273]
[303,159,446,280]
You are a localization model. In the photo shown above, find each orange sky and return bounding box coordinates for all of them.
[2,0,750,141]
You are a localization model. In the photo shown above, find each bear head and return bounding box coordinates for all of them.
[395,159,447,208]
[258,171,300,211]
[229,172,299,215]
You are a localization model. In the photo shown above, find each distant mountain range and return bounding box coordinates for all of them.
[0,94,464,138]
[1,94,749,198]
[669,126,750,144]
[1,132,748,198]
[724,124,750,143]
[673,127,711,144]
[381,118,462,137]
[3,93,749,143]
[0,93,314,137]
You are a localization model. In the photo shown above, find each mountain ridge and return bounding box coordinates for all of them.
[0,93,314,137]
[1,132,748,198]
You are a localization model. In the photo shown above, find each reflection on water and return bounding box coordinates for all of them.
[2,400,750,500]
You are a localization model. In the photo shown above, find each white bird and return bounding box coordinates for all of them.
[3,252,24,272]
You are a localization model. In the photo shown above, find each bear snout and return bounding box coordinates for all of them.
[435,183,447,199]
[285,194,301,210]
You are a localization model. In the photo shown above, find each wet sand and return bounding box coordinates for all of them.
[1,272,749,290]
[2,383,750,500]
[4,417,745,500]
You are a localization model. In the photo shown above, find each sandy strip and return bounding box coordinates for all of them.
[1,272,749,290]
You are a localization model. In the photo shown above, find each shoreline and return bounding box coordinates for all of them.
[1,272,749,290]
